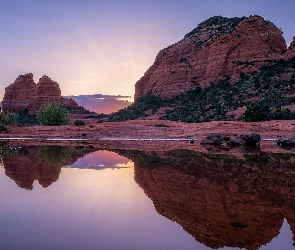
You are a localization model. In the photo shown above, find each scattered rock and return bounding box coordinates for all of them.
[238,133,261,146]
[201,133,224,145]
[227,137,246,147]
[277,138,295,148]
[223,135,231,141]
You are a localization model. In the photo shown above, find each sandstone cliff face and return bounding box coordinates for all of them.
[2,73,81,115]
[2,73,36,114]
[135,15,290,100]
[34,75,62,111]
[285,36,295,59]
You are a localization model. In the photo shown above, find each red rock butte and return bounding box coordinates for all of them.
[2,73,80,114]
[135,15,295,100]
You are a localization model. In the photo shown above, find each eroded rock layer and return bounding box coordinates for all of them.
[2,73,82,114]
[135,15,291,100]
[34,75,62,111]
[2,73,36,114]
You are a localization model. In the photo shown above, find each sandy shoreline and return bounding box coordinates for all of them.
[0,120,294,153]
[2,120,295,139]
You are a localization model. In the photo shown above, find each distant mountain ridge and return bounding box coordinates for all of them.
[109,15,295,122]
[65,94,132,114]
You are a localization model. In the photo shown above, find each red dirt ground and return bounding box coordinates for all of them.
[0,120,294,153]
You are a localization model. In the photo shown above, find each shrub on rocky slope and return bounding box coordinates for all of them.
[109,56,295,123]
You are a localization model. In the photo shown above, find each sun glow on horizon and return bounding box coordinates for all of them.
[1,1,295,100]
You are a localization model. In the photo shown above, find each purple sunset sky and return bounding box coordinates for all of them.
[0,0,294,100]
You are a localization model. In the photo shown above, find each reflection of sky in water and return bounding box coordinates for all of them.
[0,166,200,250]
[259,219,293,250]
[66,150,133,170]
[0,149,294,249]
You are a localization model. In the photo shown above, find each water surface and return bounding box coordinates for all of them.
[0,145,294,249]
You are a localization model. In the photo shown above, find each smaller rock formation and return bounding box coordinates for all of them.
[2,73,87,115]
[61,97,89,114]
[34,75,62,111]
[2,73,36,114]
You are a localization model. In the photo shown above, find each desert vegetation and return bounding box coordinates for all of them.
[36,102,70,126]
[184,15,247,39]
[109,56,295,123]
[74,120,86,126]
[108,95,162,122]
[0,111,17,132]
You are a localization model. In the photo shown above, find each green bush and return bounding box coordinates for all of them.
[271,108,295,120]
[14,109,39,126]
[0,112,18,132]
[244,101,270,122]
[108,95,163,122]
[1,113,17,125]
[36,102,70,126]
[74,120,86,126]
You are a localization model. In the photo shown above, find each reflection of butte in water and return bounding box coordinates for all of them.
[2,146,95,190]
[117,149,295,249]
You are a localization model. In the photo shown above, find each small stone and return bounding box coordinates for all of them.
[238,133,261,146]
[228,137,246,147]
[277,138,295,148]
[201,133,224,145]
